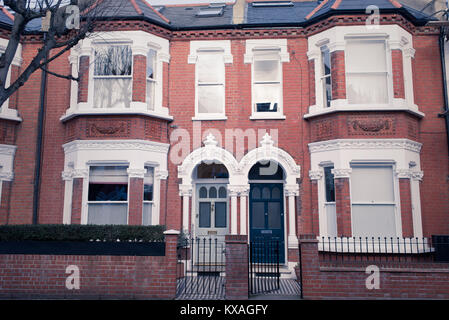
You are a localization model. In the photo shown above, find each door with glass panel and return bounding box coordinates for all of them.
[249,183,285,263]
[195,184,229,240]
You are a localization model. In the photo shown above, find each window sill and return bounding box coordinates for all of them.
[0,109,22,122]
[250,114,286,120]
[305,102,425,119]
[192,115,227,121]
[60,107,173,122]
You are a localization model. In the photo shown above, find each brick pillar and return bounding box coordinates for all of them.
[71,178,83,224]
[9,66,20,109]
[310,180,320,236]
[399,178,413,237]
[392,49,405,99]
[163,62,169,107]
[335,176,351,237]
[298,234,320,299]
[0,181,11,225]
[225,235,249,300]
[132,55,147,103]
[77,56,89,103]
[308,59,316,106]
[163,230,180,299]
[128,177,144,225]
[331,51,346,100]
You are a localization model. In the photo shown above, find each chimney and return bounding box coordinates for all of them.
[233,0,246,24]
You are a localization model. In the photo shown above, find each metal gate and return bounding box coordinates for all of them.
[176,236,225,299]
[249,239,281,295]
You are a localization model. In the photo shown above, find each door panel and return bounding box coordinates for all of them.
[249,183,285,263]
[199,202,211,228]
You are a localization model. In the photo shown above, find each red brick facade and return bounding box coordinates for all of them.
[0,12,448,268]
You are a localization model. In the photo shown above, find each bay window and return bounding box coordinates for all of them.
[345,38,389,105]
[87,165,128,225]
[93,45,132,109]
[252,49,282,114]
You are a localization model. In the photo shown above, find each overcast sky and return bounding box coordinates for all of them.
[149,0,236,5]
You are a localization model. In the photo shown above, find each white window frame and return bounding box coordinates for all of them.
[61,139,170,225]
[245,39,289,120]
[87,164,130,225]
[189,40,232,121]
[308,138,424,239]
[0,39,22,122]
[142,165,155,226]
[320,45,332,108]
[0,144,17,206]
[62,31,172,122]
[306,25,421,119]
[92,43,134,110]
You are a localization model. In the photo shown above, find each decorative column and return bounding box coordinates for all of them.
[332,168,352,237]
[411,171,424,238]
[127,168,146,225]
[179,185,192,234]
[285,184,300,248]
[70,169,88,225]
[154,169,168,226]
[228,185,249,236]
[309,170,324,236]
[239,187,249,235]
[61,170,74,224]
[397,169,413,237]
[229,187,238,235]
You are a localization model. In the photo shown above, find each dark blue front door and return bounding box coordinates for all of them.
[249,183,285,263]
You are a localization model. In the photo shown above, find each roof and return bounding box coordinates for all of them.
[0,0,436,32]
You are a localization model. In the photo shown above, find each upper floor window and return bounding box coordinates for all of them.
[196,51,225,116]
[189,40,232,121]
[143,166,154,226]
[320,45,332,108]
[245,39,289,120]
[93,45,133,109]
[345,38,389,105]
[253,49,282,114]
[306,25,421,118]
[147,49,157,111]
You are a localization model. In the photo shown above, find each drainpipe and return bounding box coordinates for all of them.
[32,33,48,225]
[438,28,449,157]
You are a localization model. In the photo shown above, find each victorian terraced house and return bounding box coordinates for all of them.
[0,0,448,276]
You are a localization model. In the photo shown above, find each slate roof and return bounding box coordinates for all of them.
[0,0,435,32]
[0,6,14,28]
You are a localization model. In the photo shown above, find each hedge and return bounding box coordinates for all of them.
[0,224,166,242]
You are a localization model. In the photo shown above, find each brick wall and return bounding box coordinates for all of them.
[0,232,178,299]
[298,235,449,299]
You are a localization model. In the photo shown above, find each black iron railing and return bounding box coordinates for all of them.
[176,236,225,298]
[318,236,449,263]
[249,239,280,295]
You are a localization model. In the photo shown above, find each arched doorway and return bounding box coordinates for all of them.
[248,161,285,263]
[193,161,229,241]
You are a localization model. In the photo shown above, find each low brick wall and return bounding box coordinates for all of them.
[299,235,449,299]
[0,231,179,299]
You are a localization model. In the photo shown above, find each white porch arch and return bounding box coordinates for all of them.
[177,133,301,243]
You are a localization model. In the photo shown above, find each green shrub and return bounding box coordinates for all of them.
[0,224,166,242]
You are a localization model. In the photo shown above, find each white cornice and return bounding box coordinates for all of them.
[63,139,170,155]
[308,139,422,154]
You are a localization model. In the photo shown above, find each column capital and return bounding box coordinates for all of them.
[61,170,73,181]
[284,184,299,196]
[309,170,323,181]
[127,168,146,179]
[72,169,88,179]
[332,168,352,179]
[179,185,192,197]
[155,169,169,180]
[228,185,250,197]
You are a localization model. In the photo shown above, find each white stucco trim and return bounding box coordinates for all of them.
[306,25,419,118]
[308,138,423,238]
[62,139,169,225]
[63,31,171,121]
